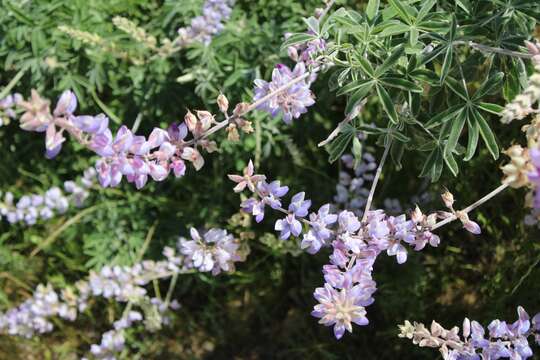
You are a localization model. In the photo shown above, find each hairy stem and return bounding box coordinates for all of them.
[431,183,509,231]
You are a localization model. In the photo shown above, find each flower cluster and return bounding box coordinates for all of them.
[253,63,316,124]
[0,225,245,358]
[501,41,540,124]
[176,0,234,46]
[0,167,96,225]
[178,227,246,275]
[399,306,540,359]
[13,89,252,189]
[251,5,330,124]
[228,161,485,339]
[0,93,21,126]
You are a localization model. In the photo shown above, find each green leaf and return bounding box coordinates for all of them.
[328,127,356,163]
[280,33,317,52]
[381,77,423,93]
[417,0,437,22]
[376,84,399,124]
[440,46,453,83]
[366,0,380,20]
[375,44,405,77]
[419,45,445,66]
[345,82,374,114]
[352,136,363,161]
[375,22,411,37]
[455,0,471,14]
[388,0,413,24]
[464,112,479,161]
[354,57,375,79]
[409,69,439,85]
[431,149,444,182]
[471,108,499,159]
[303,16,320,35]
[425,105,463,129]
[472,72,504,101]
[477,102,504,115]
[409,27,419,46]
[444,107,467,156]
[391,140,405,170]
[443,150,459,176]
[445,76,469,101]
[337,79,374,96]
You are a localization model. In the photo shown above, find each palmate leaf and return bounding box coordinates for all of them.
[280,33,318,52]
[420,147,444,182]
[375,44,405,77]
[388,0,413,25]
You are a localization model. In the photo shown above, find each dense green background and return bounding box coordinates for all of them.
[0,0,539,358]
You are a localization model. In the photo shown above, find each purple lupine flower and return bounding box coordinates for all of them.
[301,204,337,254]
[275,192,311,240]
[311,284,369,339]
[179,228,242,275]
[253,62,315,124]
[53,90,77,117]
[73,114,109,134]
[176,0,234,46]
[228,160,266,192]
[258,180,289,209]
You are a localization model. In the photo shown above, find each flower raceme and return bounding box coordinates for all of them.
[0,226,245,358]
[399,306,540,360]
[229,161,485,339]
[13,89,257,189]
[176,0,234,47]
[0,168,96,225]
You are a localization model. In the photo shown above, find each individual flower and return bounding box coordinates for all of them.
[228,160,266,192]
[311,284,369,339]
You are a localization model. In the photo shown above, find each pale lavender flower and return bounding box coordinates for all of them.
[253,62,315,124]
[179,228,242,275]
[176,0,234,46]
[311,284,369,339]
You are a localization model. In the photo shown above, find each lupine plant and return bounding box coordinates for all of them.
[1,0,540,358]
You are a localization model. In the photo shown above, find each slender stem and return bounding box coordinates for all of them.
[136,221,158,262]
[163,272,179,307]
[131,113,143,133]
[0,67,27,100]
[431,183,509,231]
[361,139,392,222]
[318,98,367,147]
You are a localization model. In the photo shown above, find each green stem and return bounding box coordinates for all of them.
[0,67,27,100]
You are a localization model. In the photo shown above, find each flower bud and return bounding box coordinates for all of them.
[238,119,254,133]
[441,190,454,208]
[411,206,423,224]
[217,94,229,113]
[233,102,250,117]
[226,123,240,142]
[287,46,299,62]
[184,110,198,132]
[196,110,214,131]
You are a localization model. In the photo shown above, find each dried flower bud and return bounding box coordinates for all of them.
[238,119,254,134]
[441,190,455,209]
[233,102,250,117]
[411,206,424,224]
[217,94,229,113]
[226,123,240,142]
[184,110,198,132]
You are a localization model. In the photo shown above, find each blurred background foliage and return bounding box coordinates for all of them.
[0,0,539,358]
